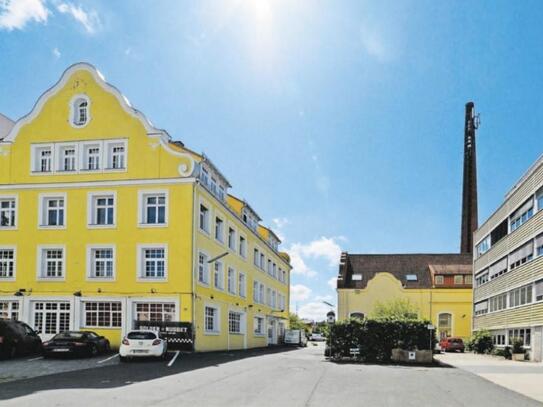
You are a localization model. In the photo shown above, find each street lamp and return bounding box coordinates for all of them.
[322,301,336,359]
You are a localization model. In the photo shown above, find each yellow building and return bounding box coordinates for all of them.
[336,252,473,339]
[0,63,290,351]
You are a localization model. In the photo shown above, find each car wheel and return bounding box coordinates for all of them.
[89,344,98,357]
[7,345,16,359]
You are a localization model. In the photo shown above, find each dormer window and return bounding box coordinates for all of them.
[406,274,418,282]
[72,96,90,127]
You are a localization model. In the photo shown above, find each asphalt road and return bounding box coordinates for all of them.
[0,343,539,407]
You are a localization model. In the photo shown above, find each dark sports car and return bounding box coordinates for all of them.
[43,331,110,358]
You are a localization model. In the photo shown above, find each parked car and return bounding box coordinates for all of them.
[439,337,465,353]
[0,319,42,359]
[284,329,308,347]
[119,330,168,361]
[310,333,326,342]
[43,331,110,358]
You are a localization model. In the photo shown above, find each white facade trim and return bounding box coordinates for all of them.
[0,177,196,190]
[0,193,18,231]
[137,189,169,228]
[36,244,66,281]
[87,190,117,229]
[37,192,67,230]
[0,245,16,281]
[85,244,117,282]
[136,243,169,282]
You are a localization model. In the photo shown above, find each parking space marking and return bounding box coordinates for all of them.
[167,351,180,367]
[97,354,119,364]
[27,356,44,361]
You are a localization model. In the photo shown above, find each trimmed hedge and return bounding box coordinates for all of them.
[329,319,436,362]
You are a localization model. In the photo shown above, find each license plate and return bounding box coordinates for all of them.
[52,348,70,352]
[138,341,144,345]
[133,349,148,354]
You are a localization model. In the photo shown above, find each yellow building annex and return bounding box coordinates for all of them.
[0,63,290,351]
[336,253,473,339]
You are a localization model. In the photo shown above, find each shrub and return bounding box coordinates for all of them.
[468,330,494,354]
[511,338,525,354]
[329,318,435,362]
[492,346,512,359]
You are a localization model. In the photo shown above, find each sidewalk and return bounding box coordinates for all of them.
[435,352,543,403]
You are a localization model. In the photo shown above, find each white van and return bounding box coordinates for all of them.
[284,329,308,347]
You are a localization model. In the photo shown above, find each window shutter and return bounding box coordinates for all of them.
[510,198,534,220]
[489,257,507,277]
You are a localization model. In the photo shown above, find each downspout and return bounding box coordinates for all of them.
[191,180,197,351]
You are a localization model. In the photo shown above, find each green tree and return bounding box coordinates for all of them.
[369,298,419,321]
[289,313,310,332]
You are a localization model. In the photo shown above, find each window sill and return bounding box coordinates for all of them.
[137,278,168,283]
[229,332,244,336]
[37,277,65,282]
[38,225,66,230]
[87,277,116,282]
[0,227,17,231]
[88,224,116,229]
[138,223,168,229]
[204,331,220,336]
[0,277,15,282]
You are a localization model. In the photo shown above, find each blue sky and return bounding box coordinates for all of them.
[1,0,543,320]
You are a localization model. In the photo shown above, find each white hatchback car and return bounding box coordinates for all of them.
[119,330,168,361]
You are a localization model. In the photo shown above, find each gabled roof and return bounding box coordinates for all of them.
[337,252,472,290]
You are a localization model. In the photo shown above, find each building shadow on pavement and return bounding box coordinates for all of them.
[0,346,298,401]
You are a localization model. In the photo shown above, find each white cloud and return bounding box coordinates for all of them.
[298,301,334,322]
[0,0,49,31]
[52,47,60,58]
[290,284,312,302]
[292,237,343,267]
[272,217,289,229]
[327,277,337,290]
[287,248,317,277]
[56,2,100,34]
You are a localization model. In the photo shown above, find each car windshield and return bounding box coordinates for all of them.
[450,339,463,343]
[127,331,156,340]
[53,332,85,340]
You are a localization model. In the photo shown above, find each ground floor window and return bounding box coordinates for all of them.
[229,311,242,334]
[135,303,175,322]
[83,302,122,328]
[254,316,264,335]
[508,328,531,347]
[33,302,70,334]
[438,313,452,338]
[205,306,219,333]
[0,301,19,320]
[492,334,506,346]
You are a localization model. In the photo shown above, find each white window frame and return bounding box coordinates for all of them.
[204,304,220,335]
[0,195,18,230]
[87,191,116,228]
[199,200,211,234]
[56,143,78,172]
[86,245,116,281]
[105,140,128,171]
[70,94,91,128]
[81,301,122,328]
[137,244,168,282]
[254,315,265,336]
[37,245,66,281]
[38,193,67,229]
[228,310,244,335]
[0,300,20,320]
[197,250,210,286]
[214,214,225,244]
[238,272,246,298]
[30,144,55,174]
[227,267,236,295]
[228,226,237,252]
[239,235,247,258]
[214,260,224,290]
[138,190,169,227]
[0,246,16,281]
[82,142,101,171]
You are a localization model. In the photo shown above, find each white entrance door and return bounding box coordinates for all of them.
[268,319,277,345]
[32,301,71,340]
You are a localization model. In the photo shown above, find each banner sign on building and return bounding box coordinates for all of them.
[134,320,193,351]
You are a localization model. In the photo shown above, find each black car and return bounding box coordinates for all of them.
[0,319,43,359]
[43,331,110,358]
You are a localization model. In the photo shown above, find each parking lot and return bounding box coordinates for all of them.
[0,350,184,384]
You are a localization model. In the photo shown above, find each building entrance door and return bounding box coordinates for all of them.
[268,319,277,345]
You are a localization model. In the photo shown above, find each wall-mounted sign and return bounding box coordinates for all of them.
[408,351,416,360]
[134,320,193,351]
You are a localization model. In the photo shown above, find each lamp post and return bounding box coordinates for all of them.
[322,301,335,359]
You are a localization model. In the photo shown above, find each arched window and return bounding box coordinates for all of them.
[438,313,452,338]
[350,312,364,320]
[72,97,89,126]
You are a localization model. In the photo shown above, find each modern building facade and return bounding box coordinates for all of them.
[337,253,473,339]
[472,155,543,361]
[0,63,290,351]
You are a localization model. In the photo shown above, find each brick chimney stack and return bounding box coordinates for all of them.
[460,101,479,254]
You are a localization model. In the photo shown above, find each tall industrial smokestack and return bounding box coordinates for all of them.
[460,101,479,254]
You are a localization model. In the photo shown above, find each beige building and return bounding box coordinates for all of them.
[473,154,543,361]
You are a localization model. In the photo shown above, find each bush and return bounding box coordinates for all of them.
[468,330,494,354]
[492,346,512,359]
[329,319,436,362]
[511,338,525,354]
